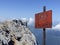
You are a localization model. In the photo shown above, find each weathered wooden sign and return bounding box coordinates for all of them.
[35,10,52,28]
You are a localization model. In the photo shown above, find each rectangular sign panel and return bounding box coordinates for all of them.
[35,10,52,28]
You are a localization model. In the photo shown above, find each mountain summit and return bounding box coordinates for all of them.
[0,19,37,45]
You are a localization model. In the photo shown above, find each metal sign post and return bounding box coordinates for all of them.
[43,6,46,45]
[43,28,46,45]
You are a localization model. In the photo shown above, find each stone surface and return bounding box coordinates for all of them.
[0,19,37,45]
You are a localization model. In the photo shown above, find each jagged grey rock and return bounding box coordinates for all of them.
[0,19,37,45]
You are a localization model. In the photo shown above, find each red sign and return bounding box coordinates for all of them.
[35,10,52,28]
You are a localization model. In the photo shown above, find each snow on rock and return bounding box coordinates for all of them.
[0,19,37,45]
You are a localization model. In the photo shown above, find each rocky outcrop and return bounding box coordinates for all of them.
[0,19,37,45]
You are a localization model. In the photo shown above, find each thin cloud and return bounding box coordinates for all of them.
[21,18,27,22]
[21,18,34,25]
[52,23,60,30]
[28,18,34,25]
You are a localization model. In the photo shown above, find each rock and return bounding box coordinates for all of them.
[0,19,37,45]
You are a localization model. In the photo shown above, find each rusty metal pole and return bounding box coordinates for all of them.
[43,6,46,45]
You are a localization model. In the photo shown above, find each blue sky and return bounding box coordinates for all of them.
[0,0,60,25]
